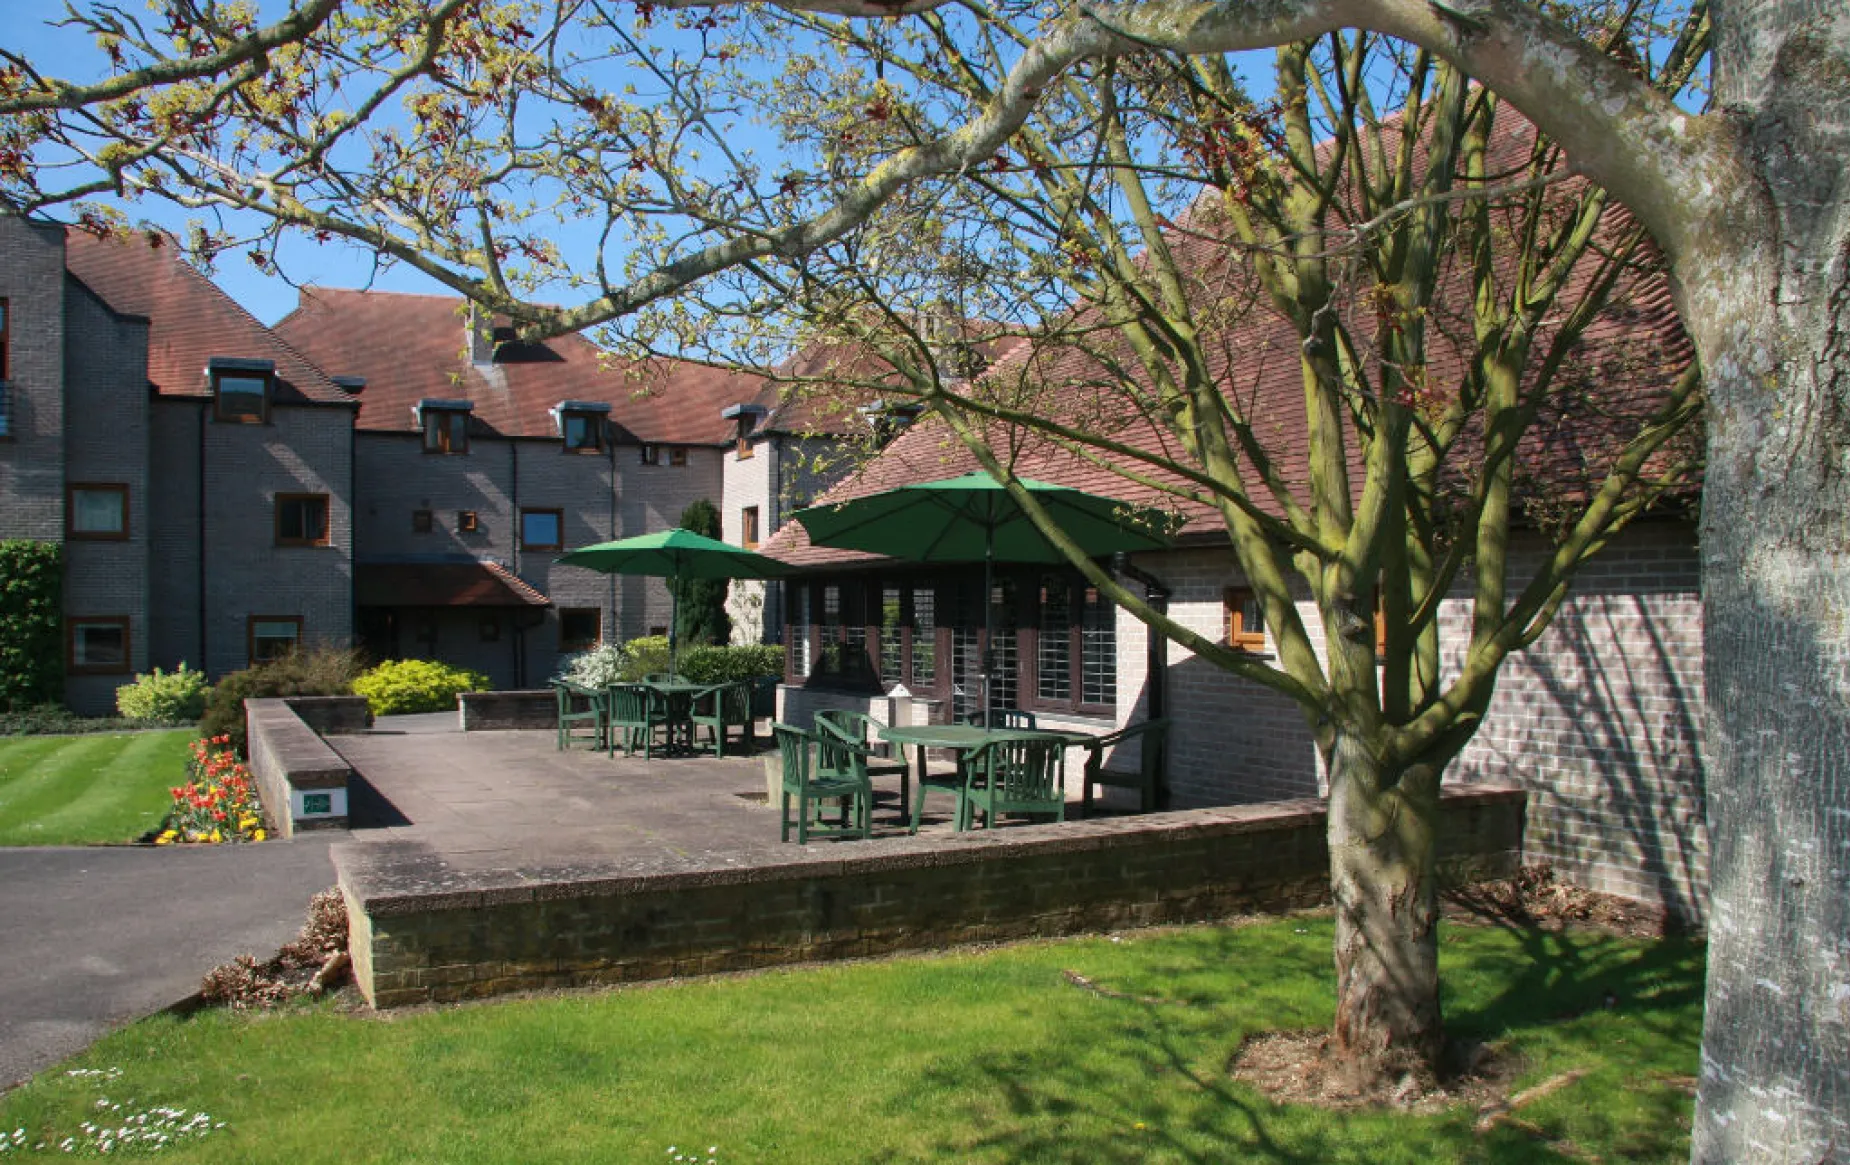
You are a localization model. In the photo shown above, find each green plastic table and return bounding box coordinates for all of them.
[640,681,708,754]
[877,723,1096,821]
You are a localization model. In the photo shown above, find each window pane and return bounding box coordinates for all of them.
[1037,576,1072,701]
[563,413,598,449]
[560,608,600,650]
[523,510,561,548]
[880,585,904,684]
[988,578,1018,715]
[252,620,299,662]
[912,587,935,685]
[71,489,125,535]
[791,587,811,678]
[216,375,266,419]
[74,623,126,668]
[279,497,327,543]
[1081,586,1117,708]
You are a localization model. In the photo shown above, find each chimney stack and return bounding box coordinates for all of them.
[467,303,497,366]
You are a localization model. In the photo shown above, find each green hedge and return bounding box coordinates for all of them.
[0,541,63,712]
[353,659,490,716]
[676,644,784,685]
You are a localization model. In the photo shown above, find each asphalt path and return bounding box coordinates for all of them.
[0,836,340,1091]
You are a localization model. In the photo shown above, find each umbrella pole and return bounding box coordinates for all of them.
[669,567,680,675]
[981,535,994,729]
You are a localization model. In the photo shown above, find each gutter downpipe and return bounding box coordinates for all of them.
[1111,552,1172,809]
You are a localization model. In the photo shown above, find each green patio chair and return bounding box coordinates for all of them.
[642,673,687,684]
[958,735,1067,830]
[1081,719,1169,816]
[995,709,1037,729]
[607,683,671,759]
[772,722,871,844]
[691,681,755,757]
[814,710,911,786]
[553,679,607,751]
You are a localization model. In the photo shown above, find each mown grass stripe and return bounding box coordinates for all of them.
[0,729,194,845]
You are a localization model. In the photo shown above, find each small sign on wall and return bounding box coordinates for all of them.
[292,787,347,821]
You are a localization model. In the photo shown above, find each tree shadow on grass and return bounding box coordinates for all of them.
[908,922,1701,1164]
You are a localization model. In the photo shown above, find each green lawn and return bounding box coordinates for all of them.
[0,917,1704,1163]
[0,730,193,846]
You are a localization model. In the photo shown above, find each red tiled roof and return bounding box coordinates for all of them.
[355,560,550,607]
[275,288,766,443]
[766,113,1695,568]
[63,231,350,406]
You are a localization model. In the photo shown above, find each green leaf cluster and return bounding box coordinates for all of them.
[0,541,64,712]
[352,659,490,717]
[115,664,212,723]
[676,644,783,686]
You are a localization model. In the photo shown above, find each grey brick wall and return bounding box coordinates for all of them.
[200,405,354,676]
[0,217,68,542]
[720,438,772,642]
[147,399,206,671]
[60,278,152,714]
[613,444,724,643]
[1131,521,1708,923]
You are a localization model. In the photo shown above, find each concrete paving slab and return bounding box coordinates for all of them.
[0,836,339,1092]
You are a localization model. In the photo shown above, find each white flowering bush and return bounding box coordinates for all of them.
[559,641,628,688]
[0,1067,227,1155]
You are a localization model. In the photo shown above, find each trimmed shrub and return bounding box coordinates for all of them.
[615,635,672,681]
[677,644,784,685]
[353,659,490,716]
[0,541,63,711]
[199,647,363,756]
[116,664,212,723]
[671,499,731,647]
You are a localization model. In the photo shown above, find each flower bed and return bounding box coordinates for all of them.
[155,736,267,844]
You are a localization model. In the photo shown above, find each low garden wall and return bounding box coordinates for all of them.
[283,694,372,736]
[459,689,554,730]
[244,698,353,837]
[338,783,1525,1008]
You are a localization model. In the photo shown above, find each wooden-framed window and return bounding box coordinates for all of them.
[422,407,470,454]
[275,493,330,547]
[740,506,760,550]
[457,510,479,534]
[669,446,688,467]
[248,616,302,665]
[639,444,659,465]
[560,410,604,453]
[411,508,433,533]
[520,508,563,552]
[1224,586,1266,652]
[67,483,129,540]
[68,616,130,675]
[559,607,601,651]
[1020,574,1116,716]
[212,369,270,424]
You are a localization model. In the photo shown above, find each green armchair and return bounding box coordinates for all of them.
[1080,719,1169,815]
[553,679,607,752]
[607,684,671,759]
[772,722,871,843]
[691,681,755,757]
[958,735,1067,830]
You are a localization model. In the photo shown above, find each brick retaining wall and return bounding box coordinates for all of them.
[283,695,372,736]
[337,783,1524,1008]
[459,688,555,730]
[245,698,352,836]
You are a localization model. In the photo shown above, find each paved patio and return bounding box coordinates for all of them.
[331,717,953,877]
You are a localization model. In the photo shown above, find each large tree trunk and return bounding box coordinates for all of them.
[1689,3,1850,1159]
[1326,731,1444,1078]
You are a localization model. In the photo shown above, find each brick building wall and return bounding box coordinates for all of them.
[1126,521,1708,922]
[0,217,68,543]
[1445,521,1707,920]
[59,279,152,714]
[613,443,724,641]
[720,435,772,642]
[147,399,206,672]
[199,404,354,676]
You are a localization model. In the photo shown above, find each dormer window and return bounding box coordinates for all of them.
[210,357,273,424]
[859,399,924,448]
[416,398,473,454]
[551,400,610,453]
[722,403,766,461]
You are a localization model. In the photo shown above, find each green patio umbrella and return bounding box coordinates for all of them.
[790,472,1174,725]
[555,528,793,669]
